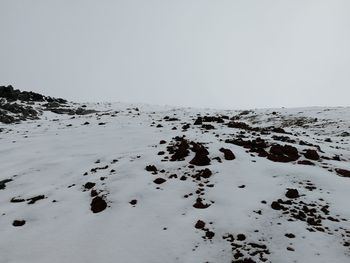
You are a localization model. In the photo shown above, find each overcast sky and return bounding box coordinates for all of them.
[1,0,349,109]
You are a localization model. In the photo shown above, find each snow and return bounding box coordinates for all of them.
[0,103,349,263]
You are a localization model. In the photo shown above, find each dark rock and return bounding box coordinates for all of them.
[0,179,12,190]
[90,196,107,213]
[219,148,235,160]
[201,124,215,130]
[27,195,46,204]
[194,117,203,125]
[193,198,211,209]
[285,189,299,199]
[297,160,315,166]
[145,165,157,172]
[189,142,210,166]
[335,169,350,178]
[268,144,299,162]
[130,199,137,206]
[12,220,26,227]
[205,230,215,239]
[84,182,96,190]
[90,189,98,197]
[285,233,295,238]
[237,234,246,241]
[194,220,205,229]
[153,178,166,184]
[303,149,319,160]
[195,168,212,180]
[10,197,25,203]
[271,201,283,210]
[169,138,190,161]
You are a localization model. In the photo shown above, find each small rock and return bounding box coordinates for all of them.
[13,220,26,227]
[90,196,107,213]
[285,189,299,199]
[153,178,166,184]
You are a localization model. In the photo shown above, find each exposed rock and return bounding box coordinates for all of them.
[0,179,12,190]
[219,148,235,160]
[303,149,320,160]
[194,220,205,229]
[268,144,299,162]
[335,169,350,178]
[285,189,299,199]
[90,196,107,213]
[27,195,46,204]
[193,198,211,209]
[153,178,166,184]
[84,182,96,190]
[297,160,315,166]
[194,117,203,125]
[12,220,26,227]
[145,165,157,172]
[189,142,211,166]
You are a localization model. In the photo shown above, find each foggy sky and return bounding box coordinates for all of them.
[1,0,350,109]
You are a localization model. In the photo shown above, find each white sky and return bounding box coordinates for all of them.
[1,0,349,109]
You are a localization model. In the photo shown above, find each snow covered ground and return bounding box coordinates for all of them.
[0,101,349,263]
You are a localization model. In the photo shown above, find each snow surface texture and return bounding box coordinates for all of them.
[0,102,350,263]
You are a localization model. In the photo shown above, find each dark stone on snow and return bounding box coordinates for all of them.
[194,220,205,229]
[237,234,246,241]
[194,117,203,125]
[27,195,46,204]
[303,149,319,160]
[153,178,166,184]
[189,142,211,166]
[90,196,107,213]
[84,182,96,189]
[145,165,157,172]
[297,160,315,166]
[0,179,12,190]
[285,189,299,199]
[271,201,283,210]
[12,220,26,227]
[335,169,350,178]
[267,144,299,162]
[129,199,137,206]
[219,148,235,160]
[193,198,211,209]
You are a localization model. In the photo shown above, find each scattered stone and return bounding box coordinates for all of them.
[27,195,46,204]
[90,196,107,213]
[271,201,283,210]
[84,182,95,189]
[195,220,206,229]
[205,230,215,239]
[335,169,350,178]
[297,160,315,166]
[194,117,202,125]
[219,148,236,160]
[285,189,299,199]
[130,199,137,206]
[193,198,211,209]
[145,165,157,172]
[0,179,12,190]
[12,220,26,227]
[237,234,246,241]
[189,143,211,166]
[285,233,295,238]
[268,144,299,162]
[153,178,166,184]
[10,197,25,203]
[303,149,320,160]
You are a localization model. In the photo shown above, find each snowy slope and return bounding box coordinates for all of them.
[0,102,349,263]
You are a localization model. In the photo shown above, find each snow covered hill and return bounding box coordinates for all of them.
[0,91,349,263]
